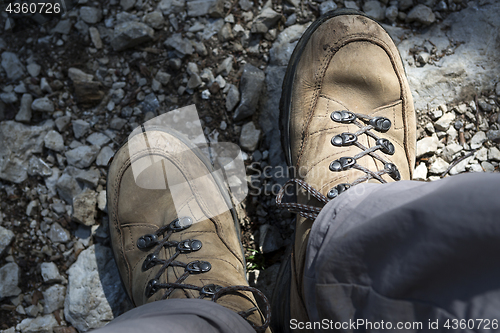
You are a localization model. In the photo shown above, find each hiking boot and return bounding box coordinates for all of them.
[107,126,270,332]
[273,9,416,332]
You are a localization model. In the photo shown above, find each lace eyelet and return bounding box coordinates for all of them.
[384,163,401,181]
[142,253,159,271]
[331,132,357,146]
[169,216,193,231]
[329,157,356,172]
[177,239,202,253]
[186,260,211,273]
[327,183,351,199]
[137,234,158,249]
[200,284,222,296]
[377,138,395,155]
[369,117,391,132]
[330,110,356,123]
[145,279,159,298]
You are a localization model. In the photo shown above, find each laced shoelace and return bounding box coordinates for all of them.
[137,216,271,333]
[277,110,401,220]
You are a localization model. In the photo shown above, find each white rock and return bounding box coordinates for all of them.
[32,98,55,112]
[64,244,133,331]
[488,147,500,161]
[80,6,103,24]
[72,189,97,226]
[481,161,495,172]
[0,226,15,256]
[96,146,114,166]
[429,157,449,174]
[86,132,110,147]
[42,285,66,314]
[1,52,25,80]
[65,145,100,168]
[363,1,385,21]
[470,131,487,149]
[16,314,58,333]
[44,130,65,152]
[319,0,337,15]
[469,163,484,173]
[416,134,439,158]
[412,162,427,181]
[89,27,103,49]
[97,190,107,211]
[475,147,488,162]
[47,222,70,243]
[40,262,64,283]
[434,112,455,131]
[449,156,473,175]
[0,262,21,298]
[27,63,41,77]
[240,122,261,151]
[68,68,94,82]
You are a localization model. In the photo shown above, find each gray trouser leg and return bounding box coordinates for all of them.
[91,299,254,333]
[303,173,500,332]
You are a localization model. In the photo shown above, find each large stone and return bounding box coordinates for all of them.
[216,56,233,76]
[240,122,261,151]
[72,120,90,139]
[225,84,240,112]
[429,157,449,174]
[157,0,185,15]
[143,11,164,29]
[186,0,216,17]
[111,21,154,51]
[416,134,440,158]
[413,162,428,181]
[40,262,64,284]
[164,33,194,56]
[31,98,54,112]
[1,52,25,80]
[15,94,33,122]
[269,24,307,66]
[251,8,281,34]
[65,145,100,168]
[47,222,70,243]
[0,226,14,257]
[120,0,136,10]
[0,120,54,183]
[16,315,58,333]
[68,68,94,82]
[72,189,97,226]
[363,1,385,21]
[434,112,455,131]
[80,6,103,24]
[470,131,487,149]
[233,64,265,121]
[51,19,73,34]
[44,130,65,152]
[96,146,114,166]
[64,244,133,331]
[399,2,500,110]
[0,262,21,298]
[259,65,287,167]
[86,132,110,147]
[42,285,66,314]
[406,4,435,25]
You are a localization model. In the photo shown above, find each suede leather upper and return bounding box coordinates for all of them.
[107,129,269,330]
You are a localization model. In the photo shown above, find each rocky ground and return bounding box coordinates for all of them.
[0,0,499,332]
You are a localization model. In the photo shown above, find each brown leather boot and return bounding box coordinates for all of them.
[107,126,270,332]
[273,9,416,332]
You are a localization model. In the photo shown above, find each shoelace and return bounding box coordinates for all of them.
[277,110,401,219]
[137,216,271,333]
